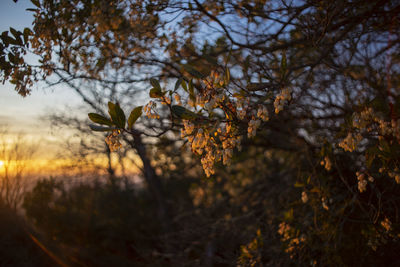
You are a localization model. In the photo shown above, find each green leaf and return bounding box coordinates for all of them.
[108,102,117,119]
[181,80,188,92]
[171,105,199,120]
[233,93,244,99]
[174,77,183,91]
[2,34,17,46]
[9,28,20,38]
[224,68,230,85]
[365,148,377,168]
[171,105,186,117]
[150,78,161,91]
[183,64,206,79]
[370,97,390,114]
[88,113,113,126]
[379,139,390,153]
[188,79,195,99]
[31,0,40,8]
[246,82,270,91]
[294,182,304,188]
[127,106,142,129]
[15,35,23,46]
[149,87,164,98]
[8,53,16,64]
[115,104,126,128]
[108,102,126,128]
[310,187,320,193]
[1,31,9,39]
[23,28,32,43]
[89,124,114,132]
[202,54,218,66]
[284,208,293,221]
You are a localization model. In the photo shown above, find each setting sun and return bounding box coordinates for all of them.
[0,160,4,167]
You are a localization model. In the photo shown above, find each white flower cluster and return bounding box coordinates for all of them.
[174,93,181,105]
[235,95,250,120]
[105,130,122,152]
[203,70,224,90]
[278,222,305,258]
[388,167,400,184]
[381,217,392,232]
[204,98,215,112]
[181,120,242,177]
[144,72,294,177]
[143,100,160,119]
[257,105,269,122]
[321,197,329,210]
[278,222,291,241]
[181,120,195,138]
[222,148,233,165]
[274,88,291,114]
[191,128,208,154]
[237,109,247,120]
[391,119,400,141]
[200,151,218,177]
[339,132,363,152]
[301,191,308,203]
[356,171,374,193]
[352,107,374,129]
[160,95,171,105]
[341,107,400,186]
[247,118,261,138]
[356,172,367,193]
[193,93,225,111]
[351,107,400,143]
[320,156,332,171]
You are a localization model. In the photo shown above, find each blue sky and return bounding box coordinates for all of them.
[0,0,82,135]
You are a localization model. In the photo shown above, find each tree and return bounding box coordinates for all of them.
[0,128,38,210]
[2,0,400,265]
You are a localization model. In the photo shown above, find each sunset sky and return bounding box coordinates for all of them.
[1,0,84,159]
[0,0,98,179]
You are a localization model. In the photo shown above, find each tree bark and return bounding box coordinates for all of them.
[131,135,170,231]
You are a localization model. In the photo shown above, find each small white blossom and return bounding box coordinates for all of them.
[356,171,368,193]
[320,156,332,171]
[223,148,233,165]
[339,132,362,152]
[247,119,261,138]
[257,105,269,121]
[174,93,181,104]
[301,191,308,203]
[105,130,122,152]
[143,101,160,119]
[321,197,329,210]
[381,217,392,232]
[204,98,216,112]
[274,88,291,114]
[237,109,246,120]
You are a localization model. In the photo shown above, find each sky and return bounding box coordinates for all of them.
[0,2,83,134]
[0,0,83,161]
[0,1,145,179]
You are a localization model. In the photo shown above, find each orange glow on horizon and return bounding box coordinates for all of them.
[0,131,142,179]
[0,157,141,178]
